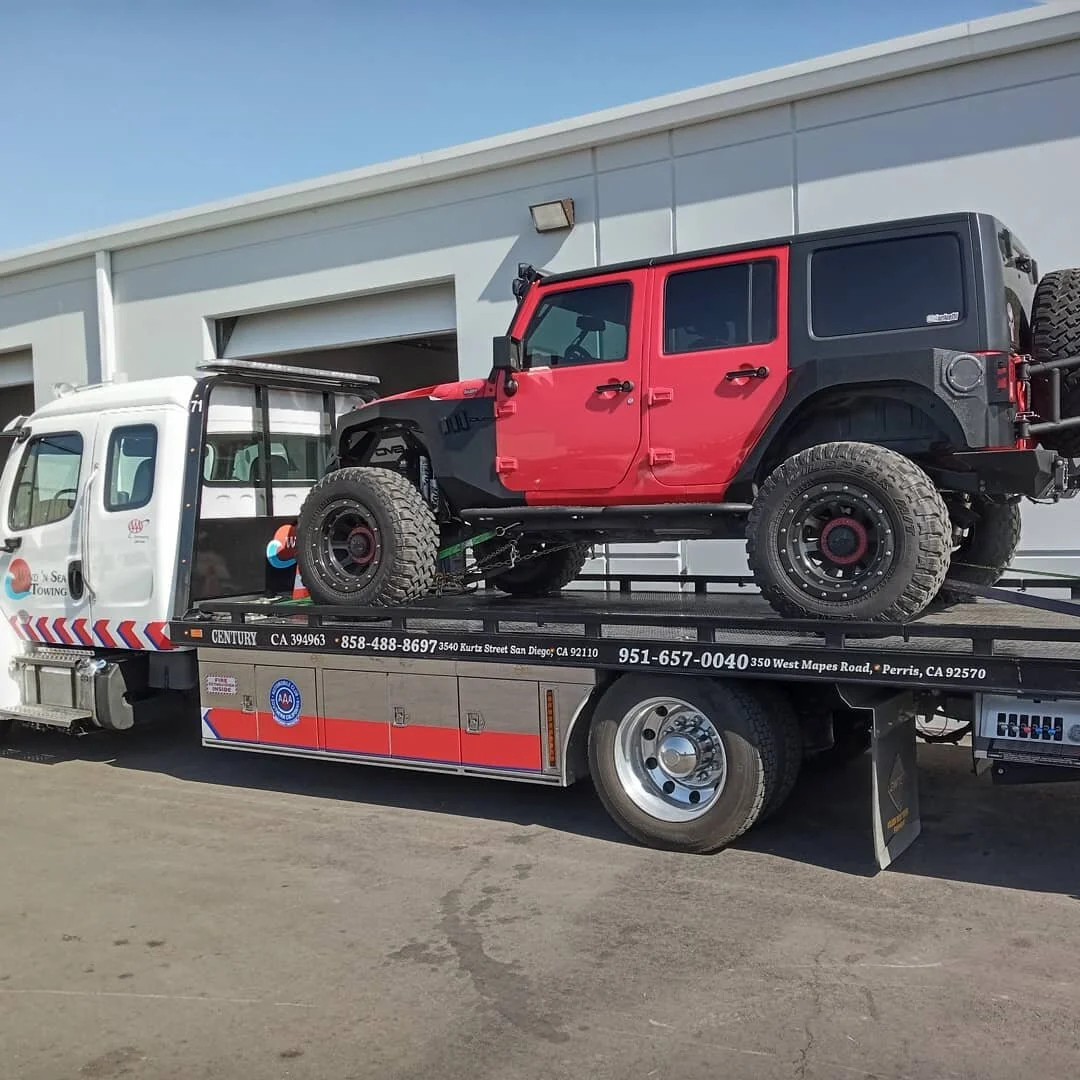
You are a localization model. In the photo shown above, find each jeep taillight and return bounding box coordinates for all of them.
[975,351,1023,407]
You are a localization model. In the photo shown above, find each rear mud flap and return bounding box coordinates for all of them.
[837,685,921,870]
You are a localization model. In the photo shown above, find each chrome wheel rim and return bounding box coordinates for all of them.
[613,697,727,822]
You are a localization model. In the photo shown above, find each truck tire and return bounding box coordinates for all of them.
[747,442,951,622]
[1030,269,1080,455]
[297,467,438,607]
[938,497,1021,604]
[752,684,802,822]
[482,541,592,597]
[587,675,779,854]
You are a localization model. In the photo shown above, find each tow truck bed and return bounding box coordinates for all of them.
[169,575,1080,868]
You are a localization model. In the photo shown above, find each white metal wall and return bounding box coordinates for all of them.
[1,36,1080,577]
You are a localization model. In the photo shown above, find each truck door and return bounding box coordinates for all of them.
[0,417,96,644]
[86,408,186,648]
[647,248,789,491]
[494,271,646,497]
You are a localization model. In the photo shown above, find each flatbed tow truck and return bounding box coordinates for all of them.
[2,358,1079,869]
[169,570,1080,868]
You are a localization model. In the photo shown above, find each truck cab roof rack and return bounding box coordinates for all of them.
[197,357,381,393]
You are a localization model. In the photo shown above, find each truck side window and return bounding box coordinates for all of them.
[105,424,158,512]
[663,260,777,354]
[810,233,965,338]
[523,283,631,368]
[8,432,84,530]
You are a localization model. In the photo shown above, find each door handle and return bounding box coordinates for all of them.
[1,537,20,553]
[68,560,85,602]
[595,380,634,394]
[724,366,769,382]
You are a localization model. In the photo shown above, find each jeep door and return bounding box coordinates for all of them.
[0,416,95,644]
[647,247,789,492]
[495,270,647,497]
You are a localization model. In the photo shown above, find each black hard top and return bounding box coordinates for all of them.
[538,210,998,287]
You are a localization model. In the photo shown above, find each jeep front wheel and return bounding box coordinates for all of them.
[747,442,951,622]
[297,467,438,606]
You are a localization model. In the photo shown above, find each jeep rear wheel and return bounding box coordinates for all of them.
[297,467,438,606]
[1030,268,1080,455]
[479,540,592,597]
[747,442,951,622]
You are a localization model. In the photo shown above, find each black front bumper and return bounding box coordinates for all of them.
[943,447,1077,499]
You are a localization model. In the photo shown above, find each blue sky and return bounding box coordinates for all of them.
[0,0,1043,252]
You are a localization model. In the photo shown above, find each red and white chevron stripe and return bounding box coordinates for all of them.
[7,616,176,651]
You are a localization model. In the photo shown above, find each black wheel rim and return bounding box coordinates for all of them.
[312,498,383,593]
[777,481,897,601]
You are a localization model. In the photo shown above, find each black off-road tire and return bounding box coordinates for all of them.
[1030,269,1080,455]
[483,541,592,597]
[937,498,1021,605]
[587,675,779,854]
[297,467,438,607]
[746,441,951,622]
[752,683,803,822]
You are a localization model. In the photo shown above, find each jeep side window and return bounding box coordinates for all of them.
[105,424,158,512]
[810,233,965,338]
[664,260,777,354]
[523,283,631,368]
[8,432,84,531]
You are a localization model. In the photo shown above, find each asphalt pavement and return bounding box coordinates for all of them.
[1,719,1078,1080]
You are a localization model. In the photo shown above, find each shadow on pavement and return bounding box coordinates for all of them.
[4,722,1079,896]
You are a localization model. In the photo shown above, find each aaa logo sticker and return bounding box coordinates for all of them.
[269,678,301,727]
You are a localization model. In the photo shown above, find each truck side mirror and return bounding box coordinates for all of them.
[491,335,523,373]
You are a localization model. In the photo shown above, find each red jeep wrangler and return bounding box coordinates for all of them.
[296,212,1080,622]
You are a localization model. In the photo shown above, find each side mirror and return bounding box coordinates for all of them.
[491,335,523,373]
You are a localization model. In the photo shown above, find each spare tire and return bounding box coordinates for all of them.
[1030,269,1080,455]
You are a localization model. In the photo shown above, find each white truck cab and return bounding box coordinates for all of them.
[0,360,377,734]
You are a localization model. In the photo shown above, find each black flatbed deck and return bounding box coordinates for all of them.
[171,575,1080,696]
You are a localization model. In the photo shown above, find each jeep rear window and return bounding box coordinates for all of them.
[523,283,631,367]
[664,259,777,354]
[810,233,965,338]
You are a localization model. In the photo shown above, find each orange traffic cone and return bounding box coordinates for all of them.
[292,566,309,600]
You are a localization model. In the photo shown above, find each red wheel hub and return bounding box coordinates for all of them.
[346,525,377,565]
[819,516,869,566]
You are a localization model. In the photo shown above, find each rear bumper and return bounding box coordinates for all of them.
[943,447,1076,499]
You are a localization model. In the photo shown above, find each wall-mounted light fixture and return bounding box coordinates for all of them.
[529,197,575,233]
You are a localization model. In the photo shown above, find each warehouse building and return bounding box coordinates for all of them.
[1,3,1079,576]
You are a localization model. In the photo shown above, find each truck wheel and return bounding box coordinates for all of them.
[747,442,951,622]
[938,497,1021,604]
[481,541,592,597]
[1030,269,1080,455]
[587,675,778,854]
[298,467,438,606]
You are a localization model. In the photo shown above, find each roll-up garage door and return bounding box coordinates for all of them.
[221,284,456,359]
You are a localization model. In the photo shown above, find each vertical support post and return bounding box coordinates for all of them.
[837,685,922,870]
[95,250,117,383]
